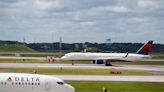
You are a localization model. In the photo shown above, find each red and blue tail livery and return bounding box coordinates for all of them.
[136,40,153,55]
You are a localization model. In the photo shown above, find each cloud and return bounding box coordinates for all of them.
[138,0,158,9]
[33,0,63,11]
[87,5,130,15]
[0,0,164,43]
[127,17,147,23]
[80,21,96,29]
[112,6,130,13]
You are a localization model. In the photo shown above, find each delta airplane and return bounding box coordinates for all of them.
[0,73,75,92]
[61,40,153,66]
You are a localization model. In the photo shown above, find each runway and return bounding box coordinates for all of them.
[52,75,164,83]
[0,63,164,72]
[0,63,164,83]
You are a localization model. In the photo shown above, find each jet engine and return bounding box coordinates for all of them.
[92,59,105,64]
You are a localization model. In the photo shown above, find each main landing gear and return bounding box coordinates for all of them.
[105,61,113,66]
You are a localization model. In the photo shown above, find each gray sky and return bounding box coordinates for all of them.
[0,0,163,43]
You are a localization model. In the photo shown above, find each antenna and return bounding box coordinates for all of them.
[23,37,26,46]
[59,37,62,58]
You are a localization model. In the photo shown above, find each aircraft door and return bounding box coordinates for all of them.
[45,80,51,91]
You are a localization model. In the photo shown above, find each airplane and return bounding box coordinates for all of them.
[61,40,153,66]
[0,73,75,92]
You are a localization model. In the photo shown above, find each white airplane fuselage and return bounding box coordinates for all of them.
[0,73,75,92]
[61,52,151,61]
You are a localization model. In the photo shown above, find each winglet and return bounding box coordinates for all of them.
[136,40,153,55]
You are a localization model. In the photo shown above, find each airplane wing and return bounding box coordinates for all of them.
[94,53,129,61]
[95,57,126,61]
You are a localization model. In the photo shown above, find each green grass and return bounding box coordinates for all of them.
[153,56,164,59]
[0,59,92,64]
[112,61,164,65]
[22,54,64,57]
[0,44,36,52]
[0,52,64,57]
[0,54,15,56]
[0,68,152,75]
[0,59,47,63]
[68,82,164,92]
[0,59,164,65]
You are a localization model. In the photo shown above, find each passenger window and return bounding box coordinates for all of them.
[57,82,64,85]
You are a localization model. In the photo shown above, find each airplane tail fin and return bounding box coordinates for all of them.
[136,40,153,55]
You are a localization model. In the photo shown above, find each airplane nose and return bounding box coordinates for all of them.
[65,84,75,92]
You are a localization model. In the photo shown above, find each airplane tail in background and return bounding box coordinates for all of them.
[136,40,153,55]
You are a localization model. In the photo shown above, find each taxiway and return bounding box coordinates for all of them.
[0,63,164,72]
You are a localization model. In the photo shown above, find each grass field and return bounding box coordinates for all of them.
[0,59,164,65]
[68,81,164,92]
[112,61,164,65]
[0,68,152,75]
[153,56,164,59]
[0,59,92,64]
[0,59,47,63]
[0,44,36,52]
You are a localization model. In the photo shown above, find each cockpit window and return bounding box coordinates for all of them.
[57,82,64,85]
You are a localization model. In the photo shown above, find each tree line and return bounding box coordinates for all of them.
[0,40,163,53]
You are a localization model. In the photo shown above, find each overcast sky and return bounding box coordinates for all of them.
[0,0,163,43]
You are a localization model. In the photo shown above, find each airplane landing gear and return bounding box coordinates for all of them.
[105,61,113,66]
[71,60,74,66]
